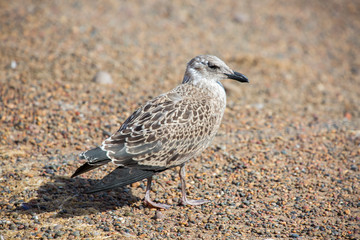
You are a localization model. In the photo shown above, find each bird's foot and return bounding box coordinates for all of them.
[143,177,170,209]
[144,198,170,209]
[180,197,209,206]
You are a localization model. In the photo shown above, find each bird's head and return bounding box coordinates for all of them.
[183,55,249,86]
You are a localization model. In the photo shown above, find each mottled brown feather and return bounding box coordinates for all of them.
[102,84,225,169]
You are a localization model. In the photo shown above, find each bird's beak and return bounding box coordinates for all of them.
[225,71,249,83]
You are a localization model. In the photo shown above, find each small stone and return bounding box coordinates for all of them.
[152,211,165,220]
[92,71,113,85]
[55,231,65,237]
[344,209,351,215]
[188,214,195,223]
[21,203,31,210]
[204,223,216,230]
[9,224,17,230]
[350,165,358,171]
[167,198,173,205]
[290,233,299,238]
[233,13,250,23]
[303,205,310,212]
[54,224,63,230]
[11,60,17,69]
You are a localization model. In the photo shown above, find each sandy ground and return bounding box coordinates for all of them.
[0,0,359,239]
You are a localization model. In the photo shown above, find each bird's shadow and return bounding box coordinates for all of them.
[20,175,143,218]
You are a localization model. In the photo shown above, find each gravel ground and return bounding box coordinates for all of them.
[1,0,359,239]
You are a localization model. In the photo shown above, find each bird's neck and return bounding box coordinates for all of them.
[182,73,226,103]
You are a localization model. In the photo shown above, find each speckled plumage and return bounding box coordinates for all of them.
[104,83,225,169]
[72,55,249,209]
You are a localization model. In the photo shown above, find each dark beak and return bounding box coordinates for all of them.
[225,71,249,83]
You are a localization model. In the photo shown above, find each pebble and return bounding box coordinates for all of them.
[20,203,31,210]
[152,211,165,220]
[167,198,173,205]
[54,224,63,231]
[55,231,65,237]
[290,233,299,238]
[232,13,250,23]
[350,165,358,171]
[92,71,113,85]
[10,60,17,69]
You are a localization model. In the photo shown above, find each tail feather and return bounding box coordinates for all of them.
[71,160,111,178]
[85,167,155,194]
[71,147,111,178]
[80,147,108,162]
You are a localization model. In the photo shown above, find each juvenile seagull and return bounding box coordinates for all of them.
[71,55,248,209]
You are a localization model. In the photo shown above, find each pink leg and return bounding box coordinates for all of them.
[144,176,170,209]
[179,164,209,206]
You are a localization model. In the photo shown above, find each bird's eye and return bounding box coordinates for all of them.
[208,62,219,69]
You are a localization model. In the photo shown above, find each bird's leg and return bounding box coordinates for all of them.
[179,164,209,206]
[144,176,170,209]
